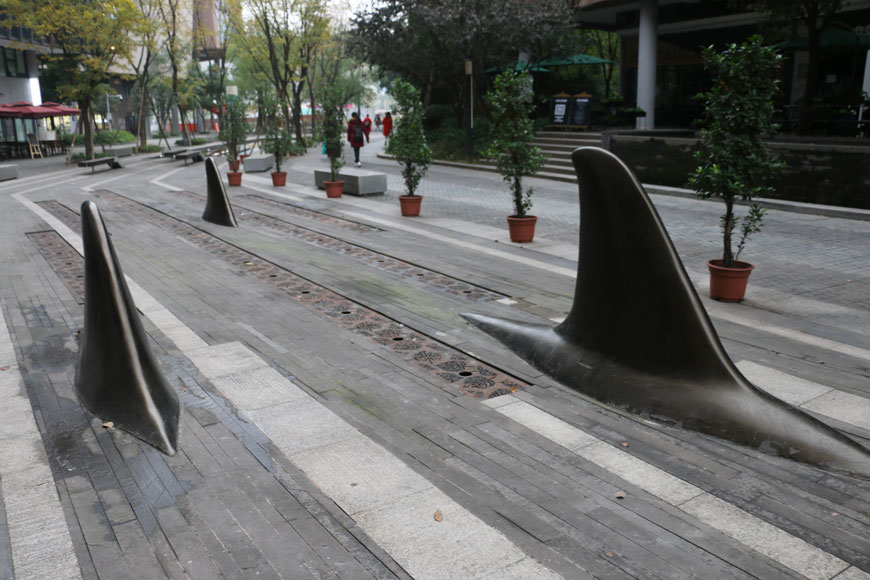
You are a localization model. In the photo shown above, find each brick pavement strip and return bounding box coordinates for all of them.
[2,155,870,579]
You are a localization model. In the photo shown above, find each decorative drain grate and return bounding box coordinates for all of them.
[81,191,525,399]
[171,189,502,303]
[27,228,85,304]
[240,194,377,233]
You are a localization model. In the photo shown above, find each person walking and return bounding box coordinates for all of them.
[347,112,365,167]
[382,112,393,147]
[374,113,381,132]
[362,114,372,143]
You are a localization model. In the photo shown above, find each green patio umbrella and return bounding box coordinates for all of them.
[486,63,552,74]
[536,53,613,66]
[775,25,870,53]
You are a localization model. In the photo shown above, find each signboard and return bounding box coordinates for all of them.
[550,95,571,125]
[571,97,591,127]
[226,85,238,96]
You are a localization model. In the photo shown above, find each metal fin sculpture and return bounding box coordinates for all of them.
[203,157,238,227]
[463,147,870,478]
[75,201,180,455]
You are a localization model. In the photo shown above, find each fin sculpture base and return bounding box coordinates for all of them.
[75,201,181,455]
[463,148,870,478]
[204,157,238,227]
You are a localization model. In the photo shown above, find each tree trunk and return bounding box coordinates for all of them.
[722,200,734,267]
[82,101,95,159]
[137,74,149,149]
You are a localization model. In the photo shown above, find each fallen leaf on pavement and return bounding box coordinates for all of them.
[615,491,626,499]
[433,509,443,522]
[102,421,114,429]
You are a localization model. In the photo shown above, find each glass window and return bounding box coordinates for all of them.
[0,50,6,77]
[6,48,17,76]
[16,50,25,77]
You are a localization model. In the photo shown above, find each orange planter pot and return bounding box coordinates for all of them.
[271,171,287,186]
[506,215,537,243]
[399,195,422,217]
[324,180,343,198]
[227,171,242,186]
[707,259,754,302]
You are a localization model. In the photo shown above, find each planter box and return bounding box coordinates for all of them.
[244,154,274,173]
[314,168,386,196]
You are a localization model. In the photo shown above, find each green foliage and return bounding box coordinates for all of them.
[318,85,346,181]
[689,35,783,267]
[140,144,163,153]
[389,80,432,197]
[219,98,249,163]
[483,71,546,218]
[175,137,207,146]
[262,95,295,172]
[423,105,455,131]
[96,130,137,145]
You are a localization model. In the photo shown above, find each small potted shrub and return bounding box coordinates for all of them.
[263,96,294,186]
[319,85,345,198]
[390,80,432,216]
[219,98,248,185]
[689,35,783,302]
[484,71,546,242]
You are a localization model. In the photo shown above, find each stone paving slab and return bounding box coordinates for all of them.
[0,148,869,579]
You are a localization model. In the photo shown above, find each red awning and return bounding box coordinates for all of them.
[0,101,81,118]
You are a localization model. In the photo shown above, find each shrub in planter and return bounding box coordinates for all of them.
[319,85,346,197]
[219,98,248,170]
[263,95,294,186]
[390,80,432,216]
[689,35,783,300]
[483,71,546,242]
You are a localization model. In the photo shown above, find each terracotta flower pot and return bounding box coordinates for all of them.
[707,259,754,302]
[271,171,287,186]
[227,171,242,186]
[399,195,422,217]
[228,159,240,171]
[506,215,537,243]
[324,180,343,198]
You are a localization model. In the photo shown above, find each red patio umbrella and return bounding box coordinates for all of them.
[39,102,82,116]
[0,101,81,117]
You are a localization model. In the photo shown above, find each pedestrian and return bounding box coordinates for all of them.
[382,112,393,147]
[362,114,372,143]
[374,113,381,132]
[347,112,365,167]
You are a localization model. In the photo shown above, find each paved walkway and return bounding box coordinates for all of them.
[1,136,869,579]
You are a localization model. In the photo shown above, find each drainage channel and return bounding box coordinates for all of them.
[27,226,85,304]
[38,195,527,400]
[172,189,504,303]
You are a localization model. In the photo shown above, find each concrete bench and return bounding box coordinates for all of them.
[162,148,188,159]
[0,164,18,181]
[314,168,386,196]
[108,145,135,157]
[244,154,274,173]
[78,157,123,173]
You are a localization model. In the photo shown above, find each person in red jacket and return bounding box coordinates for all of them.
[382,112,393,147]
[362,114,372,143]
[347,112,365,167]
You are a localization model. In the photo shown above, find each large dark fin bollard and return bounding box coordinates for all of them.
[203,157,238,227]
[463,147,870,478]
[75,201,181,455]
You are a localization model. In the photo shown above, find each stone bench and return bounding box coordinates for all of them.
[314,168,386,196]
[108,145,135,157]
[244,154,274,173]
[78,157,123,173]
[0,164,18,181]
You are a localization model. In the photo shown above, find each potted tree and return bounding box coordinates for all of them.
[390,80,432,217]
[263,96,294,186]
[689,35,783,302]
[219,98,248,186]
[484,71,546,242]
[319,85,345,198]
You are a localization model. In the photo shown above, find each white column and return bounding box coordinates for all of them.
[636,0,658,129]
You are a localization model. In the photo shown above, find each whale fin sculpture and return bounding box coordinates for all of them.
[463,147,870,478]
[75,201,181,455]
[203,157,238,227]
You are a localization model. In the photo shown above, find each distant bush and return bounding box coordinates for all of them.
[139,144,163,153]
[175,137,206,145]
[423,104,455,131]
[95,130,136,145]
